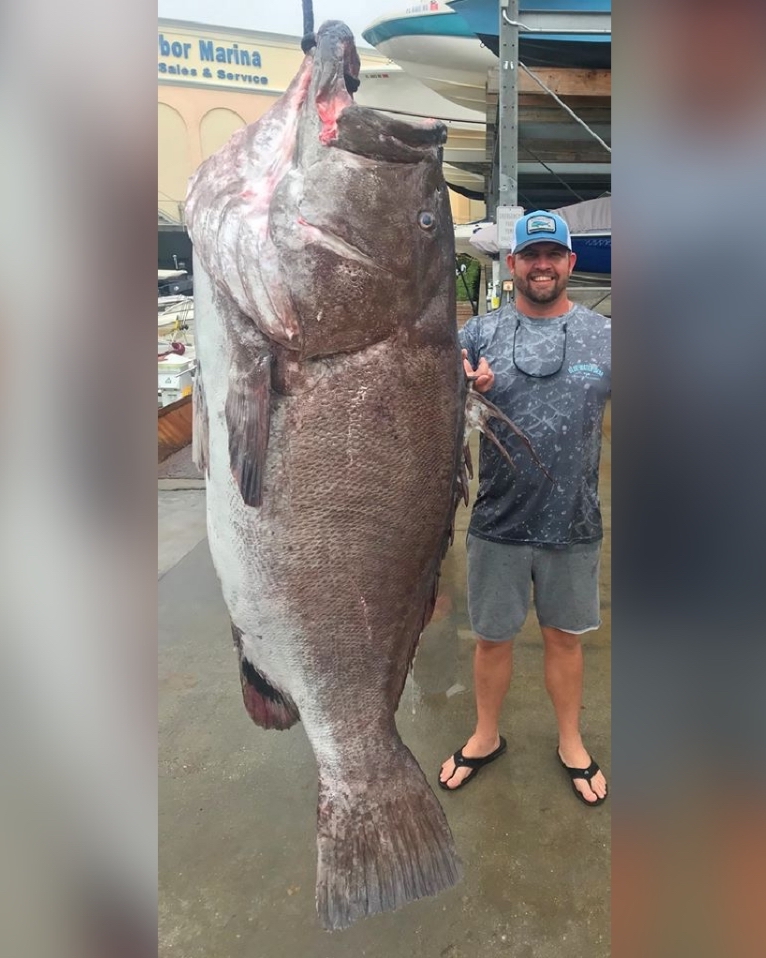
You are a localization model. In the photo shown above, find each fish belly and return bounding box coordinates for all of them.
[195,258,464,928]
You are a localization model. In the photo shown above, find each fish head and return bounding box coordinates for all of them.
[185,20,456,361]
[269,20,456,358]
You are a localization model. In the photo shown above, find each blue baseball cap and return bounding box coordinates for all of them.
[512,210,572,254]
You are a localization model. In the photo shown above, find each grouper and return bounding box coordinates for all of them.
[185,19,476,930]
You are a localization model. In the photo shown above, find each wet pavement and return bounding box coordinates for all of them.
[159,415,611,957]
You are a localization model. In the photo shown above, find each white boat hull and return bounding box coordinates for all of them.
[368,35,495,113]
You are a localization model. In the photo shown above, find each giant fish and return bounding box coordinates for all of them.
[185,19,524,931]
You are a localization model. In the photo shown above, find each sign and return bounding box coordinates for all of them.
[158,28,279,91]
[496,205,525,251]
[158,22,390,95]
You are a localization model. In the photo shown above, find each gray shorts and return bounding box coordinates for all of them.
[466,533,602,641]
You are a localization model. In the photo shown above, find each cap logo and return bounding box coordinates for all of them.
[526,215,557,235]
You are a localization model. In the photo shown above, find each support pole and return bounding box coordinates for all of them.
[497,0,520,307]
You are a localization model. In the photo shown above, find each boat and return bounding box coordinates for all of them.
[446,0,611,69]
[356,62,485,123]
[455,221,494,263]
[572,230,612,276]
[362,1,611,112]
[362,2,498,114]
[559,194,611,274]
[158,296,194,338]
[361,2,611,208]
[569,232,610,275]
[354,64,487,196]
[466,195,611,275]
[158,267,193,296]
[158,392,194,460]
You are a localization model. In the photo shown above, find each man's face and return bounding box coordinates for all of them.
[509,242,575,305]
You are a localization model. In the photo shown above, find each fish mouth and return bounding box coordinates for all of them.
[311,21,362,145]
[311,21,446,154]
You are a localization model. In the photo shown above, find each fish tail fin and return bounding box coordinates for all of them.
[315,743,462,930]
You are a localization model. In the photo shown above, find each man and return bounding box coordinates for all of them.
[439,210,610,805]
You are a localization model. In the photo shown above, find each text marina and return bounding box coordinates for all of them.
[158,34,269,86]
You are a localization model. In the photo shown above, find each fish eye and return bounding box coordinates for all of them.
[418,211,435,230]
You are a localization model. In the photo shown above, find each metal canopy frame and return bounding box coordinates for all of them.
[502,10,611,35]
[494,0,611,307]
[497,0,519,299]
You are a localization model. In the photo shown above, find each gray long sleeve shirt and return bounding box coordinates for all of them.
[460,301,611,548]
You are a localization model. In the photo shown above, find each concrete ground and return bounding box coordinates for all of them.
[159,418,611,958]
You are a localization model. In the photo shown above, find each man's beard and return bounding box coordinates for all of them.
[514,273,568,303]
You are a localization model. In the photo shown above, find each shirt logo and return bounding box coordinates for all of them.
[568,362,604,380]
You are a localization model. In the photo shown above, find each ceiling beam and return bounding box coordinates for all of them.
[488,66,611,98]
[516,106,612,125]
[518,139,611,164]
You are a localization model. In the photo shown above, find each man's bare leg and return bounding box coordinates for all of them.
[541,625,607,802]
[439,637,513,789]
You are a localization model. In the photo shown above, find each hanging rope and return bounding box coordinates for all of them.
[519,143,586,203]
[519,62,612,155]
[301,0,316,53]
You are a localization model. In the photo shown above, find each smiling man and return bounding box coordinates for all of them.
[439,210,611,806]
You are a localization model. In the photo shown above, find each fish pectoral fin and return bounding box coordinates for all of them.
[225,348,272,507]
[464,389,553,483]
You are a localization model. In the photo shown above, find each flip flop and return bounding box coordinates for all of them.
[557,750,608,807]
[438,736,507,791]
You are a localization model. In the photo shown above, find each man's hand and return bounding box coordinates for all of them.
[462,349,495,393]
